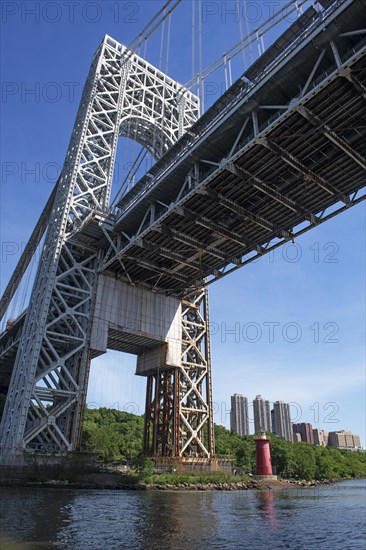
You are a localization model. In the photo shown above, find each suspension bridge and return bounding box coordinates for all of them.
[0,0,365,465]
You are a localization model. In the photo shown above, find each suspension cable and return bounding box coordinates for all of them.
[126,0,182,57]
[183,0,309,92]
[0,181,58,321]
[237,0,246,71]
[111,147,149,207]
[243,0,254,65]
[165,12,172,74]
[192,0,195,81]
[198,0,203,112]
[159,6,166,69]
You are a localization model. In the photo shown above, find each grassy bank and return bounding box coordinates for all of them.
[136,471,252,485]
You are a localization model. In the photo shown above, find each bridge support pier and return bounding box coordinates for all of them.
[143,368,179,457]
[143,289,215,460]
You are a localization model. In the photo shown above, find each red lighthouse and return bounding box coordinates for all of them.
[254,430,273,477]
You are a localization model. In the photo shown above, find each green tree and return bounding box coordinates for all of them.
[132,454,155,478]
[236,438,256,473]
[82,423,121,462]
[214,425,242,456]
[269,435,295,477]
[81,407,144,463]
[313,446,339,479]
[80,407,366,478]
[292,443,316,480]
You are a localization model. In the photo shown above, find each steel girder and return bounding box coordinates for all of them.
[100,11,366,294]
[143,289,214,459]
[0,183,58,322]
[0,37,122,460]
[116,36,199,157]
[0,35,199,462]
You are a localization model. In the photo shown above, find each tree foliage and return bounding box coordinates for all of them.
[81,407,144,463]
[81,408,366,480]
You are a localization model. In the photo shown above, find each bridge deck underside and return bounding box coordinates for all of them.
[104,53,366,295]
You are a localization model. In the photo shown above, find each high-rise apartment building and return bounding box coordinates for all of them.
[271,408,275,434]
[292,423,314,444]
[253,395,271,433]
[313,429,329,447]
[328,430,361,449]
[230,394,249,436]
[272,401,292,442]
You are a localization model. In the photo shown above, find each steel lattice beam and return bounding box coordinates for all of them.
[144,289,214,459]
[260,138,350,203]
[296,105,366,169]
[0,182,58,322]
[228,163,320,225]
[154,225,230,262]
[199,188,292,238]
[0,35,199,462]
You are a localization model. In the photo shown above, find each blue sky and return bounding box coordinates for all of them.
[1,1,365,442]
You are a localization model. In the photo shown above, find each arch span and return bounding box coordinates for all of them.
[119,116,173,160]
[119,43,199,159]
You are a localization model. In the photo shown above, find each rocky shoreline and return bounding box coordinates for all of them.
[19,477,337,492]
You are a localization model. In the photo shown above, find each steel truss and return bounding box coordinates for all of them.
[0,35,199,461]
[144,289,214,459]
[100,4,366,294]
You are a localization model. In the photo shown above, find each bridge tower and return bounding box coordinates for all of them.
[0,36,215,464]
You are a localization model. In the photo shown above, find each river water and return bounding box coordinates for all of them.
[0,479,365,549]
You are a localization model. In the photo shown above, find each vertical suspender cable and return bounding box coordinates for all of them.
[165,13,172,74]
[256,30,262,56]
[192,0,195,82]
[9,285,19,322]
[198,0,203,113]
[183,0,307,93]
[20,256,34,313]
[224,54,228,90]
[228,58,233,86]
[243,0,254,65]
[237,0,246,71]
[159,7,166,69]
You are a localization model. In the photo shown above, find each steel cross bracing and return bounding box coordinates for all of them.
[144,289,214,458]
[100,0,366,296]
[118,42,199,158]
[0,36,199,461]
[0,38,199,321]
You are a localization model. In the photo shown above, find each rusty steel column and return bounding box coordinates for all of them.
[143,369,179,457]
[143,288,214,460]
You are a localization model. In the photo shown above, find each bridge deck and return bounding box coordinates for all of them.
[97,0,366,296]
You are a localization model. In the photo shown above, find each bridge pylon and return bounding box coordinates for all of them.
[0,35,211,464]
[143,289,215,461]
